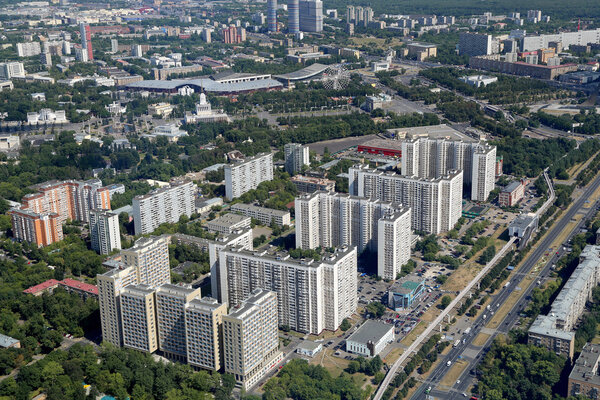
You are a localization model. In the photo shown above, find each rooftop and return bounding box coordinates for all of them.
[297,340,322,352]
[347,320,394,345]
[273,63,328,81]
[231,203,289,217]
[0,333,19,348]
[569,343,600,385]
[502,181,522,193]
[126,77,283,93]
[207,213,251,228]
[23,279,60,294]
[60,278,99,295]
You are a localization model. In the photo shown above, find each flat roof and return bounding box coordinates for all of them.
[347,320,394,345]
[503,181,522,193]
[297,340,322,352]
[359,138,404,151]
[231,203,289,217]
[510,213,537,230]
[0,333,19,348]
[569,343,600,385]
[207,213,250,227]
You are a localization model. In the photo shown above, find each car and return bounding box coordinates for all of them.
[456,380,460,384]
[463,393,468,397]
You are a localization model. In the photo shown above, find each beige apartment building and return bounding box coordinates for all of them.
[120,284,159,353]
[223,289,282,390]
[185,297,228,371]
[155,284,202,362]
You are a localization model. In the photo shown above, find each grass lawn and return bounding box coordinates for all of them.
[472,332,491,347]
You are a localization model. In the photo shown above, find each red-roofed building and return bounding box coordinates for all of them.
[23,278,98,299]
[23,279,60,296]
[59,279,99,299]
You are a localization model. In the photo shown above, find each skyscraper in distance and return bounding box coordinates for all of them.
[80,22,93,60]
[299,0,323,32]
[288,0,300,34]
[267,0,278,32]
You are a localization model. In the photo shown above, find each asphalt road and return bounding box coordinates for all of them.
[411,172,600,400]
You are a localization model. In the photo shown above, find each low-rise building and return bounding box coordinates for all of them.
[459,75,498,87]
[0,333,20,349]
[148,102,174,118]
[407,42,437,61]
[206,213,251,234]
[528,245,600,360]
[196,197,224,214]
[499,180,525,207]
[346,320,394,357]
[230,203,291,227]
[388,276,426,311]
[568,343,600,398]
[144,124,188,142]
[291,175,336,193]
[296,341,323,357]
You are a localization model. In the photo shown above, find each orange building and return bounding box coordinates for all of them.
[9,209,63,247]
[10,179,111,247]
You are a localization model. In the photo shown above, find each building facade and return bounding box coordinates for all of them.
[89,209,121,255]
[185,297,228,371]
[459,32,493,56]
[120,284,158,353]
[299,0,323,32]
[400,137,496,202]
[230,203,291,227]
[295,191,411,280]
[284,143,309,175]
[267,0,278,32]
[528,245,600,359]
[222,289,282,390]
[9,179,111,247]
[132,180,197,235]
[225,153,274,200]
[288,0,300,34]
[348,165,463,234]
[216,246,357,334]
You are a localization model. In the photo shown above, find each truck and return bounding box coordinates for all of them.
[453,339,461,348]
[464,327,472,335]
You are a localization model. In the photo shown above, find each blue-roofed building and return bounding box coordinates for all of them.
[0,333,20,348]
[388,275,426,311]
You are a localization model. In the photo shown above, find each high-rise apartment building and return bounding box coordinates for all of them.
[97,265,138,346]
[9,179,111,247]
[80,22,93,61]
[459,32,493,56]
[155,284,202,361]
[222,26,247,44]
[0,62,25,79]
[8,209,63,247]
[295,191,411,280]
[16,42,41,57]
[349,165,463,234]
[110,38,119,53]
[89,209,121,255]
[216,245,357,334]
[132,180,197,235]
[222,289,282,390]
[378,210,412,280]
[299,0,323,32]
[471,145,497,201]
[346,5,355,22]
[400,137,496,201]
[120,284,159,353]
[288,0,300,34]
[98,236,170,347]
[284,143,309,175]
[267,0,278,32]
[121,236,171,288]
[185,297,227,371]
[225,153,274,200]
